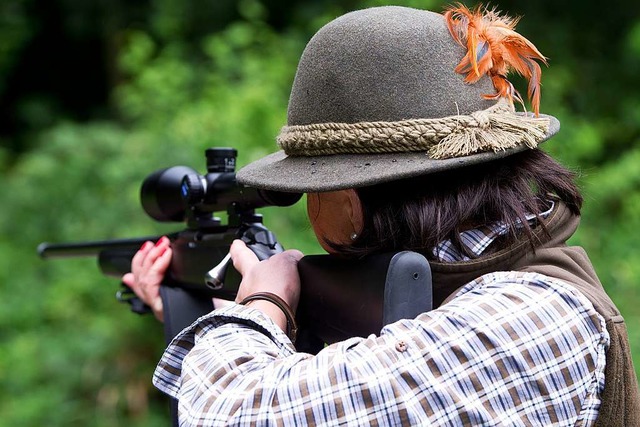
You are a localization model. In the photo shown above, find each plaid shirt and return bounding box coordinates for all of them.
[432,201,556,262]
[154,215,608,426]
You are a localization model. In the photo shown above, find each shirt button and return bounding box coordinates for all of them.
[395,340,408,352]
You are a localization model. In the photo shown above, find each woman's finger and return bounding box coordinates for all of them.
[229,239,260,276]
[131,240,154,275]
[122,272,136,288]
[282,249,304,263]
[141,236,170,272]
[151,245,172,275]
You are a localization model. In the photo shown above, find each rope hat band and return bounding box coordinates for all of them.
[278,99,550,159]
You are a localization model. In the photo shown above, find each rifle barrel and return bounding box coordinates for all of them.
[37,237,159,259]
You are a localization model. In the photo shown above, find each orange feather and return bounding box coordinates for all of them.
[443,3,548,116]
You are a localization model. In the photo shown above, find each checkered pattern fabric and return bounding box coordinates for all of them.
[433,201,555,262]
[154,273,607,425]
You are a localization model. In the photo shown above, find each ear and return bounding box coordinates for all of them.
[306,190,364,252]
[345,189,364,235]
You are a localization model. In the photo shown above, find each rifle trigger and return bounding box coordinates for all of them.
[116,286,152,315]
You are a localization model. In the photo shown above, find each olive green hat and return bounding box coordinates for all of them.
[237,6,559,192]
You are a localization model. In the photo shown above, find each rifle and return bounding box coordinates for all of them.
[38,147,433,352]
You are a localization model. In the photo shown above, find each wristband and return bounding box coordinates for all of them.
[239,292,298,342]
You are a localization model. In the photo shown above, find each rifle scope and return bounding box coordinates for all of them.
[141,148,302,223]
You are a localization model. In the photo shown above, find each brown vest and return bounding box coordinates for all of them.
[434,200,640,426]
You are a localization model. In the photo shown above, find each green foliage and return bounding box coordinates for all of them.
[1,122,170,426]
[1,3,323,424]
[2,0,640,424]
[0,0,32,92]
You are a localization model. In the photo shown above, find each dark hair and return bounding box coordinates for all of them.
[332,149,583,260]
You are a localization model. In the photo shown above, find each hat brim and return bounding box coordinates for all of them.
[237,113,559,193]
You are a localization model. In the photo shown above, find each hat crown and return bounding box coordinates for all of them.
[288,6,495,126]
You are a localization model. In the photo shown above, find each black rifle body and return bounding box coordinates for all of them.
[39,232,433,350]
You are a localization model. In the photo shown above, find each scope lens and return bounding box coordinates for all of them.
[180,174,206,205]
[140,166,198,222]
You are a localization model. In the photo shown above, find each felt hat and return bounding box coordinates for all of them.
[236,5,559,192]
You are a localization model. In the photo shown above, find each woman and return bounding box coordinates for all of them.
[123,5,639,425]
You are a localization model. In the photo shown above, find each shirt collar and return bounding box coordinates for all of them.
[433,200,555,263]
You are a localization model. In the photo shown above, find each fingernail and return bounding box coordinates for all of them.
[155,237,166,247]
[141,241,152,250]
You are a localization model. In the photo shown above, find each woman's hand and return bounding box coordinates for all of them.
[230,240,304,333]
[121,236,172,322]
[121,237,303,330]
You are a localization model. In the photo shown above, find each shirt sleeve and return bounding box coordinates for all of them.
[153,271,609,426]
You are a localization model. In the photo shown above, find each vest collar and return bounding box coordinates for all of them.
[430,199,579,307]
